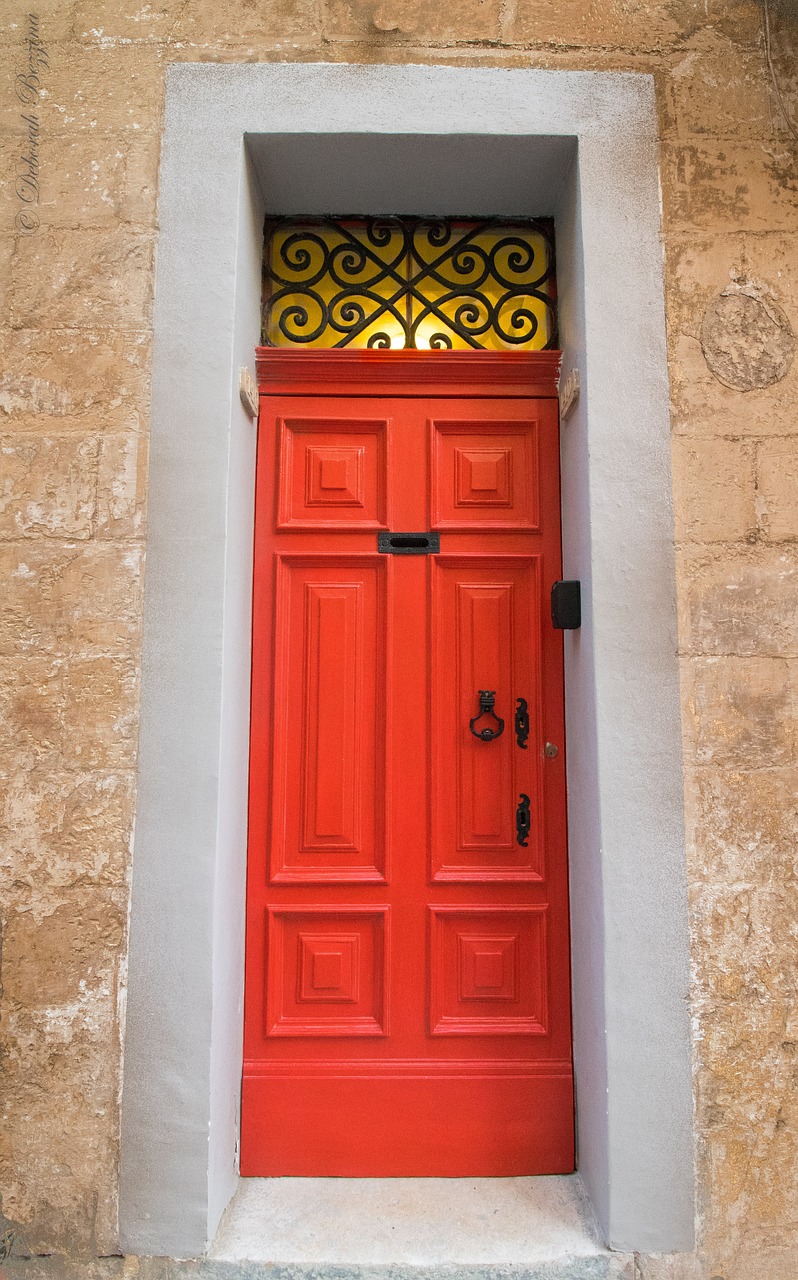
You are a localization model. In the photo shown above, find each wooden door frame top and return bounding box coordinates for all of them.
[254,349,563,398]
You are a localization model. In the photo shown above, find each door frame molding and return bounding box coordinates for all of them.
[120,63,694,1259]
[254,349,564,397]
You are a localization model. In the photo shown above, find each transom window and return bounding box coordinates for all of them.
[262,216,557,351]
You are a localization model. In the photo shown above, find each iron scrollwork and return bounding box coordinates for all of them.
[262,216,558,351]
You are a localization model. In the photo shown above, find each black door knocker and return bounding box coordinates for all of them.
[516,793,531,847]
[469,690,505,742]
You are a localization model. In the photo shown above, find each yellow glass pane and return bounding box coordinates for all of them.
[409,224,553,350]
[263,218,556,351]
[266,221,407,349]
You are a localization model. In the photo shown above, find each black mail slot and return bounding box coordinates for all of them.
[378,532,440,555]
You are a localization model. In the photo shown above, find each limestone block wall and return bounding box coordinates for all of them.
[0,2,796,1277]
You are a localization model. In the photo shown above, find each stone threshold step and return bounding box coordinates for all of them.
[5,1264,635,1280]
[204,1176,633,1278]
[195,1262,633,1280]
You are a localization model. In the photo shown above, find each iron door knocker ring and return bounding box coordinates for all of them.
[469,690,505,742]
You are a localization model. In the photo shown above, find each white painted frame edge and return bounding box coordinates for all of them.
[119,62,694,1259]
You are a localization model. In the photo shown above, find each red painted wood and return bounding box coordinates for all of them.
[268,557,388,884]
[430,555,542,883]
[256,348,562,399]
[243,352,573,1176]
[242,1063,573,1176]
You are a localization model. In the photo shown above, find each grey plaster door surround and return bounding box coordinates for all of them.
[120,62,695,1259]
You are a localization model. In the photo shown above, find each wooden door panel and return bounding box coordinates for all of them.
[429,906,548,1036]
[241,1063,574,1176]
[277,415,389,529]
[430,417,540,530]
[430,557,543,882]
[269,555,388,884]
[265,906,389,1037]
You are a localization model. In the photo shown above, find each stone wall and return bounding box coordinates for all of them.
[0,2,796,1277]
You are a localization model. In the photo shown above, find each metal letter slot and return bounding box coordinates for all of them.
[378,531,440,555]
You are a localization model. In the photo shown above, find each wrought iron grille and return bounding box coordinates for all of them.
[262,216,557,351]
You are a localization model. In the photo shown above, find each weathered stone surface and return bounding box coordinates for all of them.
[36,42,167,133]
[691,900,798,1275]
[293,40,542,65]
[95,433,148,539]
[638,1256,704,1280]
[0,542,143,656]
[756,435,798,542]
[661,141,798,235]
[0,891,126,1254]
[668,331,798,438]
[0,656,65,775]
[0,41,70,136]
[61,655,140,771]
[763,0,798,147]
[680,656,798,769]
[0,328,152,434]
[0,654,139,778]
[179,0,324,44]
[701,288,795,390]
[677,546,798,657]
[662,30,781,141]
[9,229,155,329]
[504,0,761,54]
[671,435,756,544]
[0,27,57,140]
[0,1070,119,1256]
[0,435,98,539]
[0,238,13,317]
[0,768,135,891]
[10,129,161,231]
[664,234,798,346]
[0,2,75,46]
[0,131,44,237]
[71,0,183,43]
[324,0,501,43]
[684,765,798,885]
[665,232,745,338]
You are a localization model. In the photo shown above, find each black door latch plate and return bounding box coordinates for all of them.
[516,793,531,847]
[551,580,581,629]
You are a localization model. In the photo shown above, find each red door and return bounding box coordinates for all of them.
[242,351,573,1176]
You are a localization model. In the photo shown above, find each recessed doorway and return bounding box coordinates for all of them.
[120,63,693,1257]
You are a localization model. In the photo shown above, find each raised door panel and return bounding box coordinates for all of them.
[429,906,549,1036]
[266,906,389,1037]
[430,557,544,882]
[277,416,389,529]
[430,417,540,530]
[269,555,388,883]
